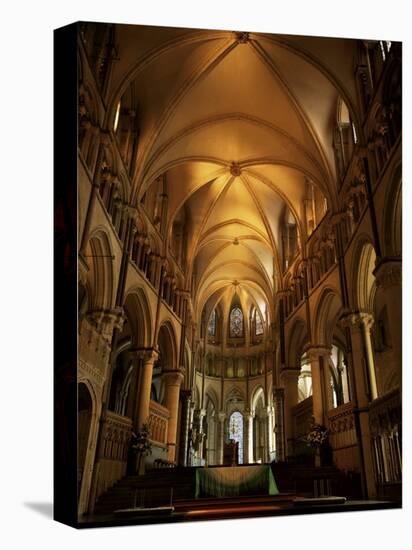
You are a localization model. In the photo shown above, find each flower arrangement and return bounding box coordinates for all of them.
[305,417,328,448]
[130,423,152,474]
[131,423,152,456]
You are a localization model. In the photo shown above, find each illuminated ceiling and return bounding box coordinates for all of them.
[108,26,360,321]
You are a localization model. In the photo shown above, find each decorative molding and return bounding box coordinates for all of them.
[78,358,105,387]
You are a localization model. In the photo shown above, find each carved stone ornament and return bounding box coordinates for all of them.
[230,162,242,177]
[374,260,402,290]
[340,311,374,331]
[234,31,249,44]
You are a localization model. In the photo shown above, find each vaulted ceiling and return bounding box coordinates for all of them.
[107,25,360,322]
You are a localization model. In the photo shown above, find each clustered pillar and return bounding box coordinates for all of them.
[163,370,184,462]
[342,312,379,497]
[280,369,300,455]
[135,349,158,430]
[178,390,192,466]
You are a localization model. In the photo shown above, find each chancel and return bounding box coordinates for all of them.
[76,22,402,523]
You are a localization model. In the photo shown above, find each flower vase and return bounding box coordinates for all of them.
[136,452,146,476]
[314,446,321,467]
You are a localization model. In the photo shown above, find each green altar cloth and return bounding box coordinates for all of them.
[195,465,279,498]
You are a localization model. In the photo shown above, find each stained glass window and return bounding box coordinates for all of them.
[229,411,243,464]
[255,310,263,335]
[208,309,216,336]
[229,306,243,337]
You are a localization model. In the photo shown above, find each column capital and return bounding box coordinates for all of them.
[302,344,332,360]
[86,307,125,336]
[273,387,285,399]
[132,348,158,364]
[280,367,301,382]
[180,389,192,400]
[218,411,226,423]
[340,311,374,331]
[163,369,184,386]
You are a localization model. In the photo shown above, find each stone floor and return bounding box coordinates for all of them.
[78,497,401,528]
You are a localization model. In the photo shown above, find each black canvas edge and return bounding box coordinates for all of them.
[54,21,80,529]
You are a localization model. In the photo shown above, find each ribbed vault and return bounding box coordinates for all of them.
[107,27,361,325]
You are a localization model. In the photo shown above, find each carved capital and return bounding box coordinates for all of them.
[100,130,111,148]
[280,367,301,382]
[137,348,159,364]
[340,311,374,331]
[124,204,139,223]
[86,307,124,337]
[303,344,332,360]
[163,369,184,386]
[273,387,285,400]
[218,411,226,423]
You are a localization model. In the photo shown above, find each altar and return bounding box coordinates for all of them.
[195,465,279,498]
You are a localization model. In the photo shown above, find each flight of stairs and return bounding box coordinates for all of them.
[271,463,362,499]
[94,468,197,515]
[93,463,361,517]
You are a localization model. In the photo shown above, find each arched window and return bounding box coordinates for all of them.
[255,310,263,336]
[229,306,243,338]
[229,411,244,464]
[208,309,216,337]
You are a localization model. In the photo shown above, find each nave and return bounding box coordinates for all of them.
[73,22,402,522]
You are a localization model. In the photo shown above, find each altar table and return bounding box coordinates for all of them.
[195,465,279,498]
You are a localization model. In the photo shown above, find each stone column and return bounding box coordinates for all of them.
[178,390,192,466]
[359,313,378,401]
[341,313,377,498]
[322,351,334,413]
[245,412,254,463]
[217,412,226,465]
[266,405,274,459]
[197,408,207,462]
[280,368,300,457]
[136,349,158,430]
[273,388,285,462]
[306,348,326,425]
[262,410,270,462]
[163,370,184,462]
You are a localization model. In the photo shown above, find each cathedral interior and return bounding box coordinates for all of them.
[76,22,402,522]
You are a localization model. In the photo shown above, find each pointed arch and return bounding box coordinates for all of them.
[287,318,308,369]
[157,320,178,370]
[251,385,265,412]
[86,228,114,310]
[123,286,153,348]
[313,287,343,347]
[382,163,402,257]
[351,236,377,312]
